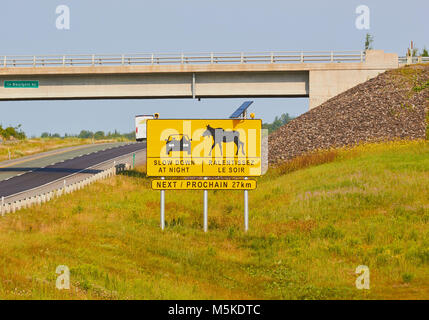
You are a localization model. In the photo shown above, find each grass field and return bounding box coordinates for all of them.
[0,137,129,162]
[0,140,428,299]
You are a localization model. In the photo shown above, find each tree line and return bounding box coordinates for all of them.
[0,124,26,140]
[41,130,135,140]
[262,113,294,134]
[3,113,293,142]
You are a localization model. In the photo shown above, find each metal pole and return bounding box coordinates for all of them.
[160,177,165,230]
[203,177,208,232]
[244,177,249,232]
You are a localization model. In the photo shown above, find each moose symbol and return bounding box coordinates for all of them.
[202,125,245,156]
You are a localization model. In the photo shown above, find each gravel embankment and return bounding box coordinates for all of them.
[269,64,429,164]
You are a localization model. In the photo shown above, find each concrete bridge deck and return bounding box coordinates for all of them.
[0,50,399,109]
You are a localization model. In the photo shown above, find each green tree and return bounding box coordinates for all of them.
[0,124,26,140]
[78,130,93,139]
[262,113,294,134]
[407,47,419,57]
[422,47,429,57]
[364,33,374,51]
[94,131,105,140]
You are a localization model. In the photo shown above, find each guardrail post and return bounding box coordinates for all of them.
[160,177,165,230]
[1,196,4,216]
[203,177,208,232]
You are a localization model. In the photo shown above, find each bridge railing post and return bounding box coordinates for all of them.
[3,56,6,67]
[300,51,304,63]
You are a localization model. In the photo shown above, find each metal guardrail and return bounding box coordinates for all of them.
[398,56,429,64]
[0,51,365,68]
[0,148,145,215]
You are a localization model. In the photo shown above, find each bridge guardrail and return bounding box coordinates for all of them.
[398,56,429,65]
[1,51,366,68]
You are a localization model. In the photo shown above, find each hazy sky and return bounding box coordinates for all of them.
[0,0,428,136]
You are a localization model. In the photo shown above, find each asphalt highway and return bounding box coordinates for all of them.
[0,142,146,198]
[0,142,128,182]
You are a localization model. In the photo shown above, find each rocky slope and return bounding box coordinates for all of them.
[268,64,429,164]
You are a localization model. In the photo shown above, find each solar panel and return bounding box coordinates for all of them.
[229,101,254,118]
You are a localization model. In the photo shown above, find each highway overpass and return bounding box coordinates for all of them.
[0,50,398,109]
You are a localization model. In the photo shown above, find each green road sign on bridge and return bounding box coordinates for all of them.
[4,80,39,88]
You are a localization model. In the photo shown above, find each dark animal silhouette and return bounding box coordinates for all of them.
[202,125,245,156]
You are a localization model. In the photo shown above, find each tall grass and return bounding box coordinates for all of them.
[272,149,340,176]
[0,140,428,299]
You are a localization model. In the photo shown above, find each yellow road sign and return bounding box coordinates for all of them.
[146,119,262,177]
[151,179,257,190]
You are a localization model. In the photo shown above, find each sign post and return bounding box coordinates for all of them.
[160,177,165,230]
[203,177,208,232]
[244,177,249,232]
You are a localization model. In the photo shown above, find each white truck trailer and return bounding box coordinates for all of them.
[135,115,154,141]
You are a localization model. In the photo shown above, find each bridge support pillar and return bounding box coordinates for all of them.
[309,50,398,109]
